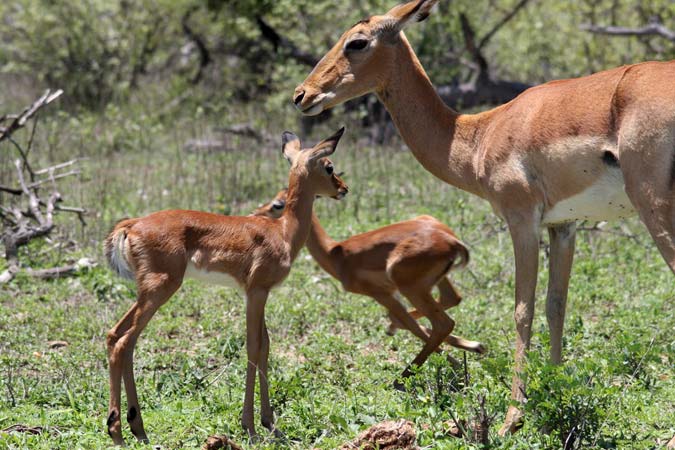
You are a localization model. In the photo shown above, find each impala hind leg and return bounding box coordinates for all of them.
[107,274,180,445]
[546,223,576,365]
[396,287,455,380]
[620,140,675,273]
[386,277,462,335]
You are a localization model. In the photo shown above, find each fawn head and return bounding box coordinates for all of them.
[281,127,349,200]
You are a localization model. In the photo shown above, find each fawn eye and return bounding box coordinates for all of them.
[345,39,369,52]
[272,201,285,210]
[325,164,334,175]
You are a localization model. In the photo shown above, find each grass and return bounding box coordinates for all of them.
[1,93,675,449]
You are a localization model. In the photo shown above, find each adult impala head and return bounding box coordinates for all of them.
[293,0,438,115]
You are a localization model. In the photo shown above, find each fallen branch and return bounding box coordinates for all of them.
[25,258,96,280]
[1,91,88,284]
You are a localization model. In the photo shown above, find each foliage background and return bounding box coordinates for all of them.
[1,0,675,449]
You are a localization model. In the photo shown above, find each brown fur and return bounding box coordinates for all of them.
[254,190,485,377]
[293,0,675,435]
[103,129,348,445]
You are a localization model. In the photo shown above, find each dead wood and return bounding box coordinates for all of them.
[0,91,88,284]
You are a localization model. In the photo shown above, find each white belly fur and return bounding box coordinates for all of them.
[543,167,635,225]
[184,261,242,291]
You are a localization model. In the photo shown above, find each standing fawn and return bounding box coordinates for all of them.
[254,189,485,386]
[103,128,348,445]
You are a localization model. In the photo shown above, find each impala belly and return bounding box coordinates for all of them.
[185,260,242,291]
[542,166,635,225]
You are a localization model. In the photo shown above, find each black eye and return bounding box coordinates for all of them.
[325,164,334,175]
[272,201,285,210]
[345,39,369,51]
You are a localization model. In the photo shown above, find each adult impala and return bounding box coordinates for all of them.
[294,0,675,434]
[103,129,348,445]
[254,189,485,380]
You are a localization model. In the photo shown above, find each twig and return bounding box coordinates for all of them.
[26,170,81,189]
[34,159,78,175]
[0,89,63,143]
[0,185,22,195]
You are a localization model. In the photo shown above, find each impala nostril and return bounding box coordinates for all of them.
[294,91,305,105]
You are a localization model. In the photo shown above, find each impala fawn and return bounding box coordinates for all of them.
[254,189,485,386]
[103,128,348,445]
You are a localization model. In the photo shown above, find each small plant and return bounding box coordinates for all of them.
[524,351,617,449]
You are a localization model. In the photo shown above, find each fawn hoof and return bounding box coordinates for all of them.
[474,342,488,355]
[498,406,524,436]
[392,379,407,392]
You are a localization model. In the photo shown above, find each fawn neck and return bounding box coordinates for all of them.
[281,172,318,261]
[376,34,491,198]
[305,214,340,279]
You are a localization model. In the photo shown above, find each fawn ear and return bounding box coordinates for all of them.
[308,127,345,161]
[281,131,301,165]
[380,0,438,35]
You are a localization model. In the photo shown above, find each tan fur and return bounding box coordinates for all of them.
[103,130,348,445]
[254,190,485,378]
[293,0,675,435]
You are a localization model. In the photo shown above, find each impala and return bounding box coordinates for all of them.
[254,189,485,383]
[293,0,675,434]
[103,129,348,445]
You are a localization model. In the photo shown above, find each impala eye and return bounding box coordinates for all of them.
[345,39,369,51]
[325,164,334,175]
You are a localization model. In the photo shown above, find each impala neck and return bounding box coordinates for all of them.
[305,214,340,279]
[376,34,489,198]
[281,173,316,261]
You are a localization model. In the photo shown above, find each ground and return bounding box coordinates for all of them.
[1,107,674,449]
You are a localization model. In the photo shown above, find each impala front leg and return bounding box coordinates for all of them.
[242,288,268,441]
[546,223,576,365]
[258,318,283,438]
[499,212,541,436]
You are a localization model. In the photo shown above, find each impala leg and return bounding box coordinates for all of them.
[242,287,268,441]
[499,213,540,437]
[122,345,148,443]
[375,293,431,342]
[107,308,133,446]
[387,277,462,334]
[546,223,576,365]
[398,288,455,379]
[258,317,282,438]
[107,276,179,445]
[417,327,486,354]
[620,139,675,273]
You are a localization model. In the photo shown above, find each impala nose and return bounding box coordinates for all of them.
[294,91,305,106]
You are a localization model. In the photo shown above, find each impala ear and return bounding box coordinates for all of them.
[281,131,301,165]
[308,127,345,161]
[381,0,438,34]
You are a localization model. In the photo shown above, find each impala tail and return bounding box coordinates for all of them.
[451,239,470,271]
[104,219,138,280]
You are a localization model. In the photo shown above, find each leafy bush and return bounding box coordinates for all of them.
[524,352,617,449]
[0,0,178,109]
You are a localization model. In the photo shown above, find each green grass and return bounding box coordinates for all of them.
[1,100,675,449]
